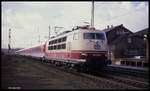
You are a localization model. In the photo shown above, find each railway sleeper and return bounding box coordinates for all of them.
[62,62,67,66]
[45,60,49,63]
[55,61,62,67]
[74,63,89,73]
[44,59,48,63]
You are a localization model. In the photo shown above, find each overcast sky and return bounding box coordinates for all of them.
[2,1,149,49]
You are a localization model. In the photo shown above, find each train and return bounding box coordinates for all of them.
[16,25,111,72]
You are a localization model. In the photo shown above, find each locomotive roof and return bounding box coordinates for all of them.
[47,28,104,42]
[50,25,98,39]
[51,25,103,38]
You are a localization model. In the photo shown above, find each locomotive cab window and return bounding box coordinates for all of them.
[84,33,105,40]
[84,33,95,39]
[96,33,105,40]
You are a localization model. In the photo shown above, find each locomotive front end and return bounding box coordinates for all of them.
[76,30,111,70]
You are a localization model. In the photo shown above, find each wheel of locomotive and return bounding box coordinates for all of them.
[58,61,62,67]
[73,64,80,72]
[70,63,75,68]
[56,61,61,67]
[45,59,49,63]
[61,62,65,66]
[65,63,70,68]
[51,60,55,64]
[82,63,89,73]
[41,56,45,63]
[77,63,87,72]
[69,63,74,69]
[54,61,58,66]
[68,63,72,68]
[106,59,112,65]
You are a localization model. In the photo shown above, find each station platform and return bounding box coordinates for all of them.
[112,59,148,68]
[108,64,148,72]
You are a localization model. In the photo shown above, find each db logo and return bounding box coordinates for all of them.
[94,41,101,49]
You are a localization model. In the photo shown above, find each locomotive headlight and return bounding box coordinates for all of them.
[81,53,88,57]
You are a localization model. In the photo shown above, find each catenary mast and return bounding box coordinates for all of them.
[8,28,11,53]
[91,1,94,29]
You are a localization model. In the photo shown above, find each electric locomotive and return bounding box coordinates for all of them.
[42,25,111,71]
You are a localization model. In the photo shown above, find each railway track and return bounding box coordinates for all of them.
[41,62,139,89]
[14,55,149,89]
[95,66,149,89]
[104,66,148,78]
[102,66,149,82]
[38,59,148,89]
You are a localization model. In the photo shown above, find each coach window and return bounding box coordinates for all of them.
[56,45,59,49]
[48,46,51,50]
[62,37,67,42]
[60,44,62,49]
[51,46,53,50]
[58,38,61,43]
[73,33,78,40]
[64,44,66,49]
[54,45,56,50]
[62,44,66,49]
[53,41,55,44]
[58,45,60,49]
[49,46,51,50]
[50,41,53,45]
[51,40,54,44]
[61,38,64,42]
[55,40,57,44]
[53,40,55,44]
